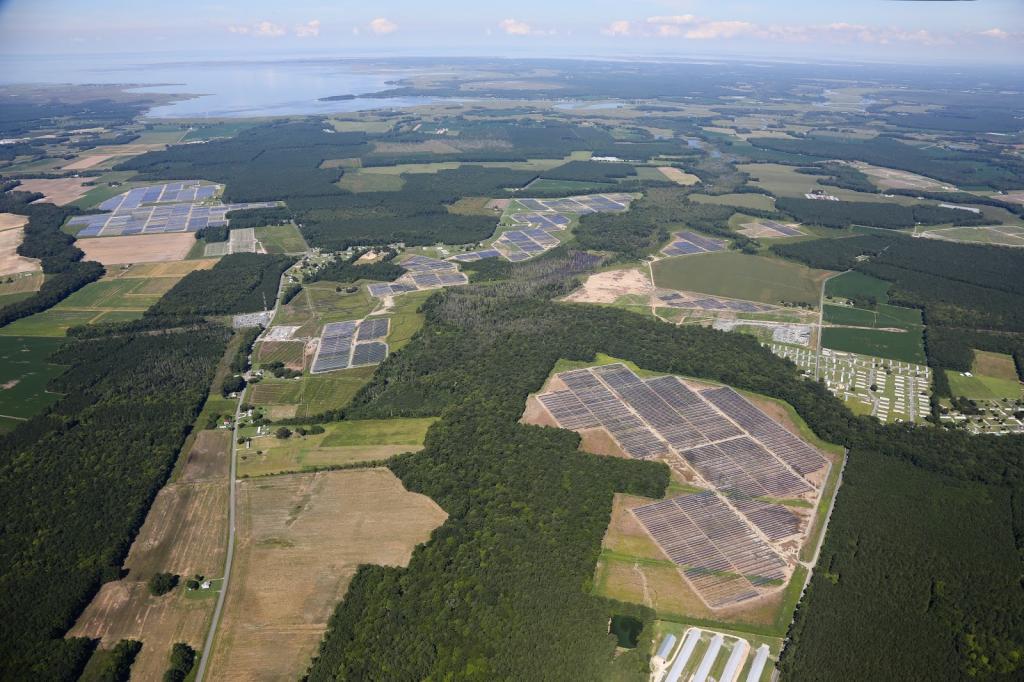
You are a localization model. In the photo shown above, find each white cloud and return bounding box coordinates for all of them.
[683,20,756,40]
[602,20,632,37]
[499,18,532,36]
[646,15,696,26]
[979,28,1009,40]
[295,19,320,38]
[369,17,398,35]
[498,18,554,36]
[227,20,285,37]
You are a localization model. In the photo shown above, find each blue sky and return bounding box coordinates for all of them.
[0,0,1021,64]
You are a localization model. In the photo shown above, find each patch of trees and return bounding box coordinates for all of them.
[0,320,228,678]
[747,135,1024,190]
[224,206,292,228]
[147,253,294,316]
[775,197,988,229]
[161,643,196,682]
[925,327,1024,390]
[230,327,262,374]
[281,282,302,305]
[221,374,246,396]
[0,96,155,137]
[306,248,405,284]
[0,190,104,329]
[196,224,228,242]
[147,572,178,596]
[262,361,302,379]
[303,247,1024,681]
[82,639,142,682]
[795,163,876,193]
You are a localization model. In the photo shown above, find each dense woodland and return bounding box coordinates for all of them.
[147,253,294,316]
[775,197,988,229]
[306,248,405,284]
[0,319,228,680]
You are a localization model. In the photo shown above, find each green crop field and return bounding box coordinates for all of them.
[255,224,308,254]
[320,417,437,447]
[248,365,378,417]
[0,336,67,432]
[823,304,922,329]
[825,271,891,303]
[652,252,829,306]
[691,192,776,211]
[53,277,178,312]
[821,327,926,364]
[946,371,1022,401]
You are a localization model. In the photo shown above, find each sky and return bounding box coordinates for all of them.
[0,0,1021,65]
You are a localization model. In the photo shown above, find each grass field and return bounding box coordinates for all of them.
[53,276,180,312]
[824,271,890,303]
[0,335,66,431]
[738,163,917,205]
[255,224,307,254]
[238,417,437,477]
[652,252,829,306]
[690,193,775,211]
[68,430,230,681]
[337,170,406,193]
[272,282,377,335]
[247,365,377,417]
[946,351,1022,400]
[0,309,142,337]
[920,224,1024,247]
[385,290,430,351]
[205,469,447,682]
[823,304,922,329]
[821,327,926,364]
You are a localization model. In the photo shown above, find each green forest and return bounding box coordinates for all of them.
[147,253,294,316]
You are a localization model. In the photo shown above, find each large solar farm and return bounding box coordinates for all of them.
[66,181,279,237]
[367,255,468,298]
[310,317,390,373]
[529,362,832,610]
[455,193,635,263]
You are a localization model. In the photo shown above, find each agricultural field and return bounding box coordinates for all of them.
[821,326,926,364]
[655,166,701,186]
[247,365,378,419]
[204,469,447,681]
[67,430,230,681]
[946,351,1022,401]
[919,224,1024,247]
[238,417,436,477]
[0,217,40,277]
[690,193,775,211]
[823,303,922,329]
[255,224,308,254]
[0,270,43,308]
[0,335,66,432]
[14,177,93,205]
[652,252,829,307]
[0,308,140,336]
[78,232,197,264]
[738,163,916,205]
[824,271,890,303]
[53,275,181,312]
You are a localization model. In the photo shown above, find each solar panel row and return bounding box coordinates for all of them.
[98,181,220,212]
[661,231,727,257]
[311,319,390,373]
[70,200,278,237]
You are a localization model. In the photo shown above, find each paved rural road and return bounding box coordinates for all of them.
[195,397,241,682]
[195,266,292,681]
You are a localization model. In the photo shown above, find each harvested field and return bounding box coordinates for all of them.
[0,226,41,276]
[657,166,701,186]
[77,232,196,265]
[205,469,447,681]
[18,177,92,205]
[852,162,954,192]
[67,430,231,681]
[63,154,116,170]
[563,267,652,304]
[106,259,218,278]
[0,213,28,231]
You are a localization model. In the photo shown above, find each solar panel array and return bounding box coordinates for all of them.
[70,192,278,237]
[633,493,788,607]
[451,248,502,263]
[661,231,727,257]
[759,220,804,237]
[701,387,826,476]
[367,256,468,298]
[658,292,775,313]
[310,319,390,373]
[534,363,827,608]
[98,181,219,212]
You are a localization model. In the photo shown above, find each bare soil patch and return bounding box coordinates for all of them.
[0,227,41,277]
[18,177,92,205]
[657,166,701,186]
[562,267,652,304]
[206,469,447,681]
[180,430,231,483]
[0,213,29,231]
[63,154,116,170]
[579,428,629,458]
[520,393,558,427]
[78,233,196,265]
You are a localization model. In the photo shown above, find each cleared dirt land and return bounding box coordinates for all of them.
[78,233,197,265]
[63,154,117,170]
[0,213,29,231]
[205,468,447,681]
[562,267,652,304]
[0,222,41,277]
[657,166,701,186]
[17,177,92,205]
[68,430,231,681]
